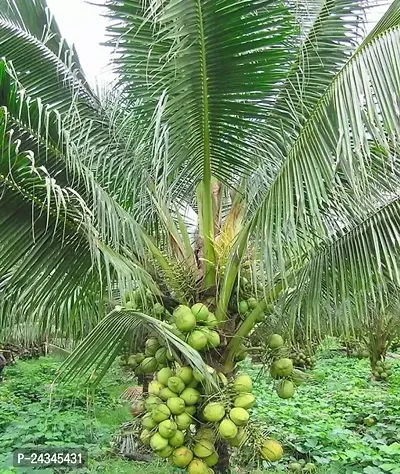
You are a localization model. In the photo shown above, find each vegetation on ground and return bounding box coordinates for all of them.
[1,350,399,474]
[2,0,400,472]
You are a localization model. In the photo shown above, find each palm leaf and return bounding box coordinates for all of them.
[287,195,400,339]
[250,0,400,283]
[105,0,296,189]
[56,307,217,389]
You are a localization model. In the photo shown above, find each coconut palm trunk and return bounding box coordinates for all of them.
[3,0,400,471]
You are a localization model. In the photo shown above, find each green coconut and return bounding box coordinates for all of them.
[187,378,200,388]
[238,300,249,315]
[177,366,194,385]
[172,447,194,468]
[168,376,186,394]
[233,374,252,393]
[174,305,196,333]
[155,347,168,364]
[229,407,249,426]
[276,380,295,399]
[288,463,303,472]
[153,302,165,316]
[234,393,255,409]
[206,313,218,328]
[159,387,176,401]
[150,432,169,451]
[130,400,145,417]
[157,367,173,386]
[247,297,258,309]
[219,418,238,439]
[268,334,284,349]
[176,412,192,430]
[205,330,220,348]
[191,303,209,322]
[148,381,164,396]
[193,440,215,458]
[140,357,158,374]
[185,405,197,415]
[193,367,205,382]
[188,459,209,474]
[145,395,162,412]
[180,387,201,405]
[195,427,216,442]
[158,419,177,439]
[204,451,219,467]
[228,428,247,447]
[127,355,138,368]
[167,397,186,415]
[203,403,225,422]
[269,362,279,379]
[145,338,161,356]
[304,463,317,472]
[140,429,152,446]
[274,358,293,377]
[156,444,174,458]
[151,404,171,422]
[260,439,283,462]
[142,413,158,430]
[188,330,208,351]
[169,429,185,447]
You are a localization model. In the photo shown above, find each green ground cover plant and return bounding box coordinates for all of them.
[0,352,399,474]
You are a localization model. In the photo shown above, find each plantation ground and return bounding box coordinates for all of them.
[0,346,399,474]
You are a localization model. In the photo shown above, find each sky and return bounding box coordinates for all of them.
[46,0,388,86]
[46,0,111,85]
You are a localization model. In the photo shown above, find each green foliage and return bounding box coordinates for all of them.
[1,351,400,474]
[0,357,132,472]
[247,355,400,473]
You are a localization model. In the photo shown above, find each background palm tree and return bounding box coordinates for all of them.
[1,0,400,384]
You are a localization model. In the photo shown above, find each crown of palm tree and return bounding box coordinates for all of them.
[1,0,400,382]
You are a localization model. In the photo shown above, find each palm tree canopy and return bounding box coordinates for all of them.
[1,0,400,379]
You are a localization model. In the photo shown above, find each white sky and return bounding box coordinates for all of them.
[46,0,388,86]
[46,0,111,85]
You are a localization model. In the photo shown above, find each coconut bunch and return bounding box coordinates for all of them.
[290,348,316,370]
[136,363,226,473]
[134,366,284,471]
[351,348,369,360]
[372,359,392,381]
[127,336,175,376]
[267,334,299,400]
[237,297,265,323]
[171,303,220,352]
[390,337,400,351]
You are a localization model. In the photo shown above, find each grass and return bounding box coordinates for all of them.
[0,347,399,474]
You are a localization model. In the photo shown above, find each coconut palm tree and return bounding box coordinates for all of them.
[2,0,400,468]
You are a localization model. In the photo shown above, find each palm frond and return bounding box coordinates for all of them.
[105,0,296,193]
[56,307,216,389]
[250,1,400,283]
[287,195,400,339]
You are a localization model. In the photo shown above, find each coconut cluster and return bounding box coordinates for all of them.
[267,334,298,400]
[290,348,316,370]
[372,359,392,381]
[127,336,175,376]
[137,366,284,471]
[172,303,220,351]
[125,302,221,376]
[126,300,287,471]
[137,363,227,473]
[238,297,265,323]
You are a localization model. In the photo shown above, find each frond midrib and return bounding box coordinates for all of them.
[256,22,400,221]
